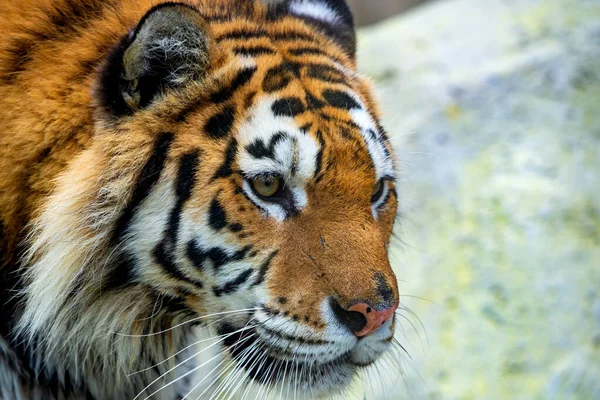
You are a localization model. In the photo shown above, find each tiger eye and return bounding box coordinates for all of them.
[252,175,281,198]
[371,180,382,199]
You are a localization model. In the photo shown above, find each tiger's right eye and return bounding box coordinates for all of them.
[251,175,282,198]
[371,179,385,203]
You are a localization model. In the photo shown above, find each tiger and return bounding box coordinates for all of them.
[0,0,401,398]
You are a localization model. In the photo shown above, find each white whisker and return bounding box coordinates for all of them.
[136,328,257,400]
[127,313,259,376]
[117,307,262,338]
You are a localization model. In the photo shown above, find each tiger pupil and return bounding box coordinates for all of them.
[253,176,281,197]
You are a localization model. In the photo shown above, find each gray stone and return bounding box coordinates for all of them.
[354,0,600,398]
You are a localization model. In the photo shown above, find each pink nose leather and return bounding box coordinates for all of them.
[348,302,398,337]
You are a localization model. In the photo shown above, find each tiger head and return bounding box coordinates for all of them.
[20,0,400,397]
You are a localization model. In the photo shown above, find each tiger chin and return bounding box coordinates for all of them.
[0,0,401,399]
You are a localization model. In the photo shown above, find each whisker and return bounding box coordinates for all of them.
[185,346,239,400]
[397,304,429,346]
[223,341,265,400]
[218,315,284,400]
[395,311,425,350]
[199,324,265,400]
[127,318,258,376]
[392,337,412,359]
[214,332,259,400]
[189,314,279,400]
[135,328,258,400]
[164,332,258,400]
[205,344,253,400]
[400,294,443,308]
[242,344,272,400]
[238,341,270,400]
[117,307,262,337]
[134,295,164,322]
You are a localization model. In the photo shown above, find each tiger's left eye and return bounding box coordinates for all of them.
[251,175,282,198]
[371,180,384,202]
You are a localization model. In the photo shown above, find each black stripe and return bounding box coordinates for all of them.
[204,106,236,139]
[366,128,391,159]
[307,64,346,84]
[175,151,201,203]
[212,139,238,180]
[166,150,201,240]
[322,89,361,110]
[272,31,316,42]
[335,119,362,132]
[314,130,325,178]
[289,48,345,66]
[262,65,294,93]
[103,251,138,290]
[252,251,279,286]
[212,268,253,296]
[111,133,174,244]
[288,47,326,57]
[208,198,228,231]
[153,150,202,284]
[211,67,257,103]
[246,132,286,160]
[153,241,198,284]
[205,248,230,271]
[186,240,207,272]
[305,92,325,110]
[217,29,268,40]
[271,97,306,117]
[232,46,276,57]
[187,240,252,272]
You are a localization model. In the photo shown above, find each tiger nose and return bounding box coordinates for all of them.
[348,302,398,337]
[330,298,398,337]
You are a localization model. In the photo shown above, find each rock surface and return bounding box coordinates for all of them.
[355,0,600,398]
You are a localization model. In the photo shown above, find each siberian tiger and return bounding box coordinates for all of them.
[0,0,401,398]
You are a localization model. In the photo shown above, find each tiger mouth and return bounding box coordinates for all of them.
[218,324,362,392]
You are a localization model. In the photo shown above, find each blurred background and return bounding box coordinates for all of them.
[347,0,427,26]
[348,0,600,399]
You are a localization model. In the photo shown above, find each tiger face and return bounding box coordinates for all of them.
[17,0,399,397]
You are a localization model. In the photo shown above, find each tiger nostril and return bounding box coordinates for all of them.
[329,298,367,333]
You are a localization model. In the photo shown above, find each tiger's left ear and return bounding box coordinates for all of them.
[98,3,211,117]
[275,0,356,58]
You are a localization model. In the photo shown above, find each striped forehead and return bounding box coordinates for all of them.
[207,18,394,182]
[237,96,319,181]
[233,71,394,182]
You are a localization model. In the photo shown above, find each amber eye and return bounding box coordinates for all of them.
[371,179,384,202]
[251,175,282,198]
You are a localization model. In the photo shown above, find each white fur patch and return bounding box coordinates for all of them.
[237,97,320,221]
[289,0,342,25]
[348,97,395,180]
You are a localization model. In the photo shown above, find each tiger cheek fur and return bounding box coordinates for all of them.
[0,0,400,399]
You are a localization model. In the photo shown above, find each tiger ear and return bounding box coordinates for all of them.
[278,0,356,58]
[98,3,211,116]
